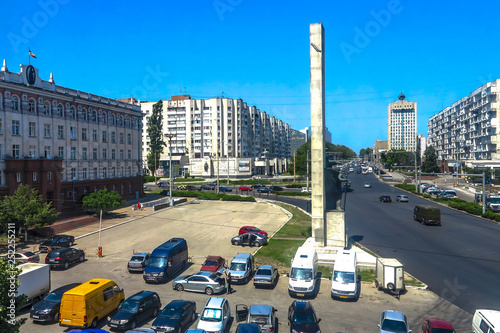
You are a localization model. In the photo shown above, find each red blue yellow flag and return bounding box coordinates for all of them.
[29,49,37,59]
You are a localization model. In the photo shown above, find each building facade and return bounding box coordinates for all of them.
[141,95,292,177]
[0,60,143,211]
[427,79,500,169]
[388,93,417,151]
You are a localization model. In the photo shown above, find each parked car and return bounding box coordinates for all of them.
[253,265,279,288]
[422,318,455,333]
[364,182,372,188]
[231,232,268,247]
[30,283,81,323]
[269,185,283,192]
[14,251,40,264]
[157,181,169,187]
[197,297,231,333]
[172,271,226,295]
[127,252,150,273]
[288,300,321,333]
[177,185,187,190]
[235,323,261,333]
[185,185,200,191]
[151,300,197,333]
[301,187,312,193]
[395,195,409,202]
[45,248,85,269]
[200,184,215,190]
[378,310,411,333]
[39,234,75,252]
[257,187,270,193]
[379,195,392,203]
[251,184,264,189]
[219,186,232,192]
[107,291,161,331]
[239,186,252,191]
[236,304,278,333]
[200,255,226,273]
[426,187,441,195]
[239,226,268,237]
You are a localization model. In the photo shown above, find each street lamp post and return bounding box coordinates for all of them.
[164,133,176,207]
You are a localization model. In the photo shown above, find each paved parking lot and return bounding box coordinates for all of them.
[18,200,472,333]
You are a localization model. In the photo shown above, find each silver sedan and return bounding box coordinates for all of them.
[172,271,226,295]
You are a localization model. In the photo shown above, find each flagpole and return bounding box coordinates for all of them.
[28,48,30,65]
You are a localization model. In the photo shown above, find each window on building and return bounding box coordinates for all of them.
[103,148,107,159]
[128,150,131,159]
[0,117,2,134]
[127,133,131,144]
[119,132,124,144]
[57,104,63,117]
[44,123,51,138]
[102,131,107,142]
[12,120,20,135]
[93,167,98,179]
[111,132,116,143]
[44,146,51,158]
[82,147,87,160]
[70,147,76,160]
[43,101,51,115]
[58,146,64,158]
[121,166,124,176]
[93,148,98,160]
[82,168,88,179]
[71,168,76,180]
[28,99,36,113]
[29,122,36,136]
[0,144,2,159]
[58,125,64,139]
[69,106,76,119]
[92,129,97,142]
[103,167,108,178]
[12,144,20,159]
[29,145,36,158]
[128,166,132,176]
[70,127,76,140]
[120,149,124,159]
[81,128,87,141]
[12,96,20,111]
[112,167,116,177]
[111,149,116,159]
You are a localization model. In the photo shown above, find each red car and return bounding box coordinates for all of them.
[239,226,268,238]
[239,186,252,191]
[200,255,226,273]
[422,318,455,333]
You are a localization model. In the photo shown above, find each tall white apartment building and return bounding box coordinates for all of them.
[141,95,291,177]
[427,79,500,168]
[388,93,417,151]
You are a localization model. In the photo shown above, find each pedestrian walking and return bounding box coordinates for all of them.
[226,271,232,294]
[140,202,144,211]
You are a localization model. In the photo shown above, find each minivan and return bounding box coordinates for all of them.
[143,238,188,283]
[331,250,360,300]
[472,309,500,333]
[197,297,231,333]
[60,279,125,329]
[228,253,254,284]
[288,247,318,298]
[414,205,441,225]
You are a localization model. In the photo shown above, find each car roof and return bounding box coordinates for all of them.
[194,271,217,278]
[205,297,225,309]
[257,265,273,270]
[206,255,222,260]
[127,290,156,301]
[249,304,273,315]
[131,252,149,257]
[293,300,313,312]
[425,318,455,329]
[383,310,405,321]
[166,299,193,308]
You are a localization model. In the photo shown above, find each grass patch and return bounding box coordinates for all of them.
[359,269,376,282]
[174,178,205,182]
[318,265,333,279]
[271,203,311,238]
[404,274,426,287]
[255,238,304,272]
[167,190,256,202]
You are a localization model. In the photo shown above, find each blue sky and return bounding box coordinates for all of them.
[2,0,500,154]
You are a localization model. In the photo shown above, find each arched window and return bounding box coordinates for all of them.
[28,98,36,113]
[124,116,131,128]
[109,113,115,125]
[69,106,76,119]
[117,114,123,126]
[0,93,3,110]
[43,101,51,115]
[56,104,64,117]
[90,110,97,122]
[80,108,87,121]
[12,95,20,111]
[100,111,107,124]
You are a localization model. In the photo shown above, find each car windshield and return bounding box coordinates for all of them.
[381,319,407,333]
[201,308,222,321]
[333,271,355,283]
[120,300,139,313]
[160,306,181,318]
[490,198,500,204]
[44,292,63,303]
[204,260,218,266]
[130,256,145,261]
[230,262,246,271]
[431,328,455,333]
[256,269,272,276]
[290,268,313,280]
[249,314,269,325]
[148,256,166,268]
[293,311,317,324]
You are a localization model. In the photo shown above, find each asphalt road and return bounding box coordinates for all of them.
[343,173,500,314]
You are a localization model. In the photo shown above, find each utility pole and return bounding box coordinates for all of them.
[216,152,220,193]
[227,154,230,185]
[307,149,310,190]
[164,133,176,206]
[293,151,296,183]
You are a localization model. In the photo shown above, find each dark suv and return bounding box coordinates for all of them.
[269,186,283,192]
[108,291,161,331]
[45,248,85,269]
[379,195,392,203]
[30,283,81,323]
[39,235,75,252]
[288,300,321,333]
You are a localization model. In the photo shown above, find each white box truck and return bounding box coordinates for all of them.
[288,247,318,298]
[331,250,360,300]
[17,263,51,305]
[375,258,404,295]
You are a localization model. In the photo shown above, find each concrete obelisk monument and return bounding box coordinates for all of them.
[310,23,327,246]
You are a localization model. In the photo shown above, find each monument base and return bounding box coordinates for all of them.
[313,211,345,247]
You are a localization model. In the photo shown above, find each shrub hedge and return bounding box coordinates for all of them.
[167,190,256,202]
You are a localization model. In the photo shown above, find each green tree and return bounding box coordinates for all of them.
[359,147,373,160]
[82,189,125,215]
[381,150,414,169]
[146,100,165,175]
[0,184,59,241]
[0,260,27,333]
[421,146,441,173]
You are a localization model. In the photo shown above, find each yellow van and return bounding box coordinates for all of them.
[60,278,125,329]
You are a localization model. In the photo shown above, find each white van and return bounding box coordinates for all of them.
[472,309,500,333]
[288,247,318,298]
[331,250,359,300]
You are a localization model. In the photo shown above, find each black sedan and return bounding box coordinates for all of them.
[231,232,268,247]
[379,195,392,203]
[200,184,215,190]
[108,291,161,331]
[30,283,81,323]
[45,248,85,269]
[39,235,75,252]
[288,300,321,333]
[151,300,197,333]
[257,187,270,193]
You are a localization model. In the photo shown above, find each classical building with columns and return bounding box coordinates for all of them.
[0,60,143,212]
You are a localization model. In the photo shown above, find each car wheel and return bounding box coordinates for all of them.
[205,287,213,295]
[153,307,159,317]
[64,262,69,269]
[387,282,395,291]
[90,317,98,328]
[233,240,239,246]
[175,284,184,291]
[79,255,84,262]
[52,311,59,323]
[130,320,136,329]
[254,241,261,247]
